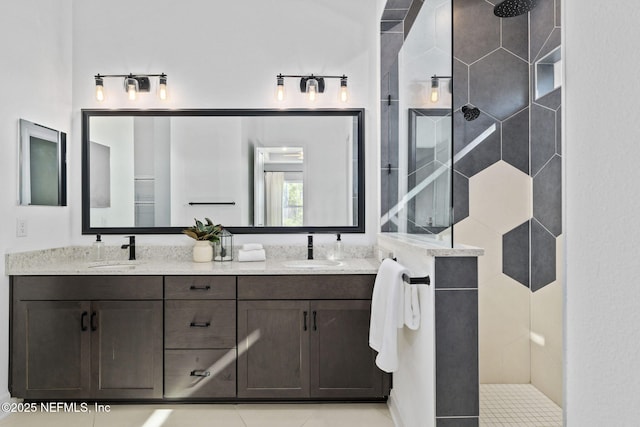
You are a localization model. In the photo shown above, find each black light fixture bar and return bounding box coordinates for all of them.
[276,73,349,102]
[94,73,168,101]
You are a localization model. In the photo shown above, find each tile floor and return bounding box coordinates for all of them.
[480,384,563,427]
[0,385,562,427]
[0,403,394,427]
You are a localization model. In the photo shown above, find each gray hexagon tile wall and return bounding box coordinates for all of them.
[453,0,561,293]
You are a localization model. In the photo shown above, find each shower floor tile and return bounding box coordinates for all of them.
[480,384,562,426]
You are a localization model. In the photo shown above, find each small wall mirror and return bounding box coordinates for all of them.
[19,119,67,206]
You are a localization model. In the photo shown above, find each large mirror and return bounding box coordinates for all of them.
[19,119,67,206]
[82,109,364,234]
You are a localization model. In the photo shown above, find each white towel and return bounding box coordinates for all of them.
[238,249,266,262]
[403,283,420,330]
[242,243,264,251]
[369,258,409,373]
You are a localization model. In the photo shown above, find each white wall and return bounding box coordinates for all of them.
[0,0,73,407]
[377,237,435,427]
[170,117,246,225]
[71,0,379,248]
[89,117,135,227]
[564,0,640,424]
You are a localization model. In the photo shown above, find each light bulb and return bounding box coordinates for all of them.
[158,74,168,100]
[276,75,285,102]
[306,78,319,102]
[125,77,138,101]
[95,76,105,102]
[430,77,439,103]
[128,83,137,101]
[308,84,317,101]
[339,76,349,103]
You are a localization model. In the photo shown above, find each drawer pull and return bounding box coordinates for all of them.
[189,322,211,328]
[313,310,317,331]
[303,311,308,331]
[189,285,211,291]
[190,370,211,377]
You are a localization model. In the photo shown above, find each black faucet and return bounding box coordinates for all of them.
[307,235,313,260]
[121,236,136,260]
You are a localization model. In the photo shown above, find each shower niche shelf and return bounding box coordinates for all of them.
[535,47,562,100]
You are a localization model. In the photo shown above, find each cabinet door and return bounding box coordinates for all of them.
[91,301,163,399]
[237,300,310,398]
[12,301,91,399]
[309,300,383,398]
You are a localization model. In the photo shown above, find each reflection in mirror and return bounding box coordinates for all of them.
[254,147,304,226]
[19,119,67,206]
[82,109,364,234]
[407,109,452,234]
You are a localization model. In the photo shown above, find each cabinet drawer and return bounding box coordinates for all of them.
[238,275,375,300]
[12,276,163,300]
[165,276,235,299]
[165,300,236,349]
[164,349,236,398]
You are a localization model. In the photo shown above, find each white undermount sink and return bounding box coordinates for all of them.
[87,261,139,270]
[283,259,344,269]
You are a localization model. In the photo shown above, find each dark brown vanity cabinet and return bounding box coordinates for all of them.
[237,275,387,399]
[164,276,237,399]
[10,276,163,400]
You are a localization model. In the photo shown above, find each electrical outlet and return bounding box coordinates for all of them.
[16,218,27,237]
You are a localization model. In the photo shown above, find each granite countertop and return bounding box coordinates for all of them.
[6,238,482,276]
[6,258,381,276]
[5,245,380,276]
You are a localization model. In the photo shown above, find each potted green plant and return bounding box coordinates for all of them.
[182,217,222,262]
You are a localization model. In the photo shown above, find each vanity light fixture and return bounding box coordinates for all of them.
[429,75,452,104]
[275,74,349,103]
[276,74,286,101]
[95,75,105,101]
[94,73,168,102]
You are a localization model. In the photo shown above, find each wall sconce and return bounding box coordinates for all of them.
[275,74,349,103]
[429,75,452,103]
[94,73,168,102]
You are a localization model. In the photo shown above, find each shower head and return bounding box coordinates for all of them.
[494,0,538,18]
[462,105,480,121]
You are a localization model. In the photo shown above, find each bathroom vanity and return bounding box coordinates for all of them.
[8,258,389,402]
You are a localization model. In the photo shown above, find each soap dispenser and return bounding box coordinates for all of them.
[92,234,105,262]
[334,234,343,260]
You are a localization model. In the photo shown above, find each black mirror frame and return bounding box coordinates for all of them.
[81,108,365,235]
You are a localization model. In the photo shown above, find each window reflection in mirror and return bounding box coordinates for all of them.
[19,119,67,206]
[254,147,305,227]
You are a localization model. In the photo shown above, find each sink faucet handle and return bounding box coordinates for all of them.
[121,235,136,260]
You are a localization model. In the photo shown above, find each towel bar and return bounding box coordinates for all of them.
[386,257,431,285]
[402,274,431,285]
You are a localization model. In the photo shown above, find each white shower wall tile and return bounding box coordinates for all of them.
[468,161,532,235]
[453,217,502,284]
[479,273,531,384]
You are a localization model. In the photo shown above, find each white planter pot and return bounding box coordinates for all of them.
[192,241,213,262]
